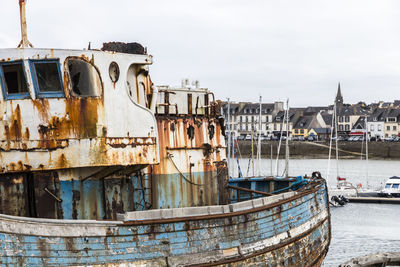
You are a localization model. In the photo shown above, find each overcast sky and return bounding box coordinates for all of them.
[1,0,400,106]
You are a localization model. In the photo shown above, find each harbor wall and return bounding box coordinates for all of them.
[236,141,400,159]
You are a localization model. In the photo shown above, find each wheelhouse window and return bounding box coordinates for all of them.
[66,58,102,97]
[0,61,29,100]
[392,184,399,189]
[385,184,392,188]
[30,59,64,98]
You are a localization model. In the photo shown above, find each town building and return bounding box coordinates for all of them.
[292,112,327,139]
[222,101,284,138]
[221,83,400,141]
[271,108,304,138]
[367,108,386,139]
[383,109,400,138]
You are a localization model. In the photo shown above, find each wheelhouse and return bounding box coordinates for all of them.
[0,47,159,173]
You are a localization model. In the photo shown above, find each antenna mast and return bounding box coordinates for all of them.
[18,0,33,48]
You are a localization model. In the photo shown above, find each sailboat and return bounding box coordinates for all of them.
[227,98,315,202]
[327,102,375,199]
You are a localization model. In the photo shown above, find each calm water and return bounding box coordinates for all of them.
[325,203,400,266]
[229,158,400,266]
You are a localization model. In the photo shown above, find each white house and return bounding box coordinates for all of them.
[367,108,386,139]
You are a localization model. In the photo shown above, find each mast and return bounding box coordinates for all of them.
[270,143,273,176]
[284,99,290,177]
[227,99,231,177]
[327,102,336,181]
[232,126,235,176]
[251,130,254,176]
[335,102,339,179]
[257,95,262,176]
[275,112,285,176]
[365,115,369,188]
[18,0,34,48]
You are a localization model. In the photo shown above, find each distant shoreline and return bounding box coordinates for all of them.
[235,140,400,159]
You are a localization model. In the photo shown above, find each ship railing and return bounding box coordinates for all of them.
[157,103,179,115]
[118,190,298,223]
[227,175,325,203]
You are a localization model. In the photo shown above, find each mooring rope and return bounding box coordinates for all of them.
[167,153,205,186]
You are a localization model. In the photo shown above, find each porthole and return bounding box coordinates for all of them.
[109,62,120,83]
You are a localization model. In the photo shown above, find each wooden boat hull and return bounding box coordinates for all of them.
[0,179,330,266]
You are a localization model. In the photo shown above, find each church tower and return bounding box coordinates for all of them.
[335,82,343,108]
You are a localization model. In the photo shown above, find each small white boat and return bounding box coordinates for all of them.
[380,176,400,197]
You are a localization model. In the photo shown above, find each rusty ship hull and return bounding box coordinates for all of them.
[0,178,330,266]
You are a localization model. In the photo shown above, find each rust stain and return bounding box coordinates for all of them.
[9,104,23,141]
[32,99,50,121]
[24,127,30,140]
[57,154,68,169]
[65,97,103,138]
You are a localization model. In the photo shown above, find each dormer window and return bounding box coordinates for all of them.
[0,61,30,100]
[30,59,64,98]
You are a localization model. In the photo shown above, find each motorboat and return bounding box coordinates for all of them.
[379,176,400,197]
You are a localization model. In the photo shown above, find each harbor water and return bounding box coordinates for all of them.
[229,158,400,266]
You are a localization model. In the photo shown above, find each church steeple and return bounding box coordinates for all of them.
[335,82,343,107]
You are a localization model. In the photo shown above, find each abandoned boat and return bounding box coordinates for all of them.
[0,2,331,266]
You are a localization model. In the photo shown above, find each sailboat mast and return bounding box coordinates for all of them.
[275,112,284,176]
[270,143,273,176]
[232,126,235,176]
[257,96,262,176]
[365,115,369,187]
[284,99,290,177]
[251,130,254,176]
[327,102,336,181]
[335,103,339,179]
[227,99,231,177]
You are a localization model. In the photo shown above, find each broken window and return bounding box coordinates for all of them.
[66,58,102,97]
[126,64,152,108]
[0,61,29,100]
[30,60,64,98]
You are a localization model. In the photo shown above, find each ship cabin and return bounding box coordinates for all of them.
[0,45,161,220]
[0,45,158,173]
